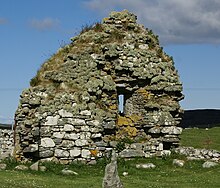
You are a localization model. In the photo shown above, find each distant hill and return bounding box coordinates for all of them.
[181,109,220,128]
[0,123,12,129]
[1,109,220,129]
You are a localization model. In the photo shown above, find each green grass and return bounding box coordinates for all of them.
[0,156,219,188]
[180,127,220,151]
[0,127,219,188]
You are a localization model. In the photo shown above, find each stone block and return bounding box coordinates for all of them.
[80,110,92,116]
[61,140,75,148]
[173,159,185,167]
[64,133,79,140]
[71,119,86,126]
[136,163,156,169]
[39,150,54,158]
[58,109,73,118]
[40,138,55,148]
[64,124,74,132]
[70,148,81,157]
[23,144,38,153]
[81,149,91,158]
[53,132,65,139]
[44,115,59,126]
[75,139,89,146]
[55,149,69,158]
[119,149,144,158]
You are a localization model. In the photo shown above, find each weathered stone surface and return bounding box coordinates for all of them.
[87,120,100,127]
[80,110,92,116]
[75,139,88,146]
[64,133,79,140]
[39,166,47,172]
[81,149,91,158]
[61,168,78,175]
[87,160,97,165]
[161,126,183,135]
[53,132,65,139]
[136,163,156,169]
[0,163,7,170]
[202,161,218,168]
[0,129,13,160]
[40,138,55,148]
[175,147,220,162]
[102,151,123,188]
[70,148,81,157]
[172,159,185,167]
[39,150,54,158]
[61,140,75,148]
[30,161,39,171]
[44,115,59,126]
[71,119,86,126]
[64,124,74,132]
[55,149,69,158]
[58,109,73,118]
[148,126,161,134]
[15,165,29,171]
[119,149,145,158]
[23,144,39,153]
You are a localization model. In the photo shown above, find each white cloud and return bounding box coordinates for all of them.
[84,0,220,44]
[29,18,60,31]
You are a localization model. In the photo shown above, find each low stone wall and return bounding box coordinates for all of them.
[175,146,220,162]
[0,127,14,159]
[0,127,220,163]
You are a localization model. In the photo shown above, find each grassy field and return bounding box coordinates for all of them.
[0,127,219,188]
[180,127,220,151]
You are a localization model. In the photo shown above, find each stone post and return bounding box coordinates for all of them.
[102,150,123,188]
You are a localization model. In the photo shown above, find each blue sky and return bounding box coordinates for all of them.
[1,0,220,123]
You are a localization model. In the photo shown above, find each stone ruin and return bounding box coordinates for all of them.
[14,10,184,164]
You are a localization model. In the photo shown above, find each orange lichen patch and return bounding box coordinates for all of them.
[116,126,137,139]
[124,126,137,137]
[90,149,99,157]
[117,116,133,126]
[129,114,142,122]
[109,104,117,110]
[137,88,154,100]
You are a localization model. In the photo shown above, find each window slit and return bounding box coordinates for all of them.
[118,94,125,115]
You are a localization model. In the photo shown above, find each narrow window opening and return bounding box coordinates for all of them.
[118,94,125,115]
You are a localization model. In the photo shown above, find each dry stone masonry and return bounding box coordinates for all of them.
[0,127,13,160]
[175,147,220,162]
[14,10,184,163]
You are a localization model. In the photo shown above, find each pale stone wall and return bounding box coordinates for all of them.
[0,127,13,159]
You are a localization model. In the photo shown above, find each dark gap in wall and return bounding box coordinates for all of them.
[150,133,161,138]
[163,142,173,150]
[91,137,102,142]
[144,106,159,111]
[129,79,151,88]
[104,128,116,135]
[97,63,105,70]
[115,69,133,77]
[23,152,39,161]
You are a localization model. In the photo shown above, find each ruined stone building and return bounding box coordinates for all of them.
[14,10,184,163]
